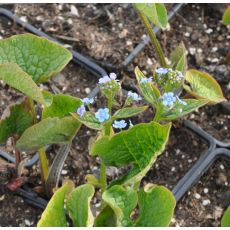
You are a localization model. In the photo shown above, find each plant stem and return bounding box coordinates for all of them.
[38,147,49,181]
[28,97,49,182]
[100,162,107,193]
[153,107,161,122]
[138,12,167,68]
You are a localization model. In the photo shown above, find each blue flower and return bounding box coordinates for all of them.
[127,91,142,101]
[81,97,94,105]
[76,105,86,117]
[98,75,111,84]
[140,77,153,84]
[95,108,110,122]
[109,73,117,80]
[113,120,127,129]
[162,92,176,107]
[156,68,168,75]
[176,96,187,105]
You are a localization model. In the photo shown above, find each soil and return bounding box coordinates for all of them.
[0,3,229,227]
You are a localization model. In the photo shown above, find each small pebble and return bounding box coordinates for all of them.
[185,32,190,37]
[205,28,213,34]
[85,87,91,94]
[194,193,201,199]
[220,164,225,170]
[171,167,176,172]
[202,199,211,206]
[61,169,68,175]
[204,188,209,194]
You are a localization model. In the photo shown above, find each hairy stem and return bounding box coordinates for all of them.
[28,97,49,183]
[38,147,49,182]
[138,12,167,68]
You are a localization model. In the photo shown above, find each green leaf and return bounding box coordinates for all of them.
[135,66,161,105]
[42,94,82,119]
[0,100,33,144]
[221,206,230,227]
[134,184,176,226]
[134,3,167,29]
[159,99,208,121]
[94,206,116,227]
[0,33,72,83]
[66,184,94,227]
[71,112,102,130]
[37,181,74,227]
[102,184,176,227]
[223,6,230,26]
[170,42,187,74]
[16,117,80,151]
[102,185,138,227]
[91,122,171,186]
[184,69,226,104]
[42,90,53,107]
[0,63,49,105]
[113,106,147,119]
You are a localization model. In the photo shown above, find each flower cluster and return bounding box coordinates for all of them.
[113,120,127,129]
[127,91,142,101]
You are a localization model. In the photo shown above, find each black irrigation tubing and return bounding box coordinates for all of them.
[172,120,230,202]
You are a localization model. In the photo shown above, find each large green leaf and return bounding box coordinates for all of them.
[102,185,138,227]
[71,112,102,130]
[0,100,33,144]
[94,206,116,227]
[170,42,187,74]
[0,33,72,83]
[102,184,175,227]
[184,69,226,104]
[91,122,171,185]
[134,185,176,226]
[223,6,230,26]
[66,184,94,227]
[134,3,167,29]
[16,117,80,151]
[221,206,230,227]
[135,66,161,106]
[0,63,49,105]
[159,99,208,121]
[113,106,147,119]
[42,94,82,119]
[37,181,74,227]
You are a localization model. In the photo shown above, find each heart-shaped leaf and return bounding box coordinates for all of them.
[134,185,176,226]
[135,66,161,105]
[159,99,208,121]
[102,185,138,227]
[170,42,187,74]
[37,180,74,227]
[134,3,167,29]
[71,112,102,130]
[223,6,230,26]
[221,206,230,227]
[94,206,116,227]
[0,33,72,83]
[184,69,226,104]
[102,184,176,227]
[91,122,171,186]
[66,184,95,227]
[16,117,80,151]
[0,100,33,144]
[0,63,49,105]
[42,94,82,119]
[113,106,147,119]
